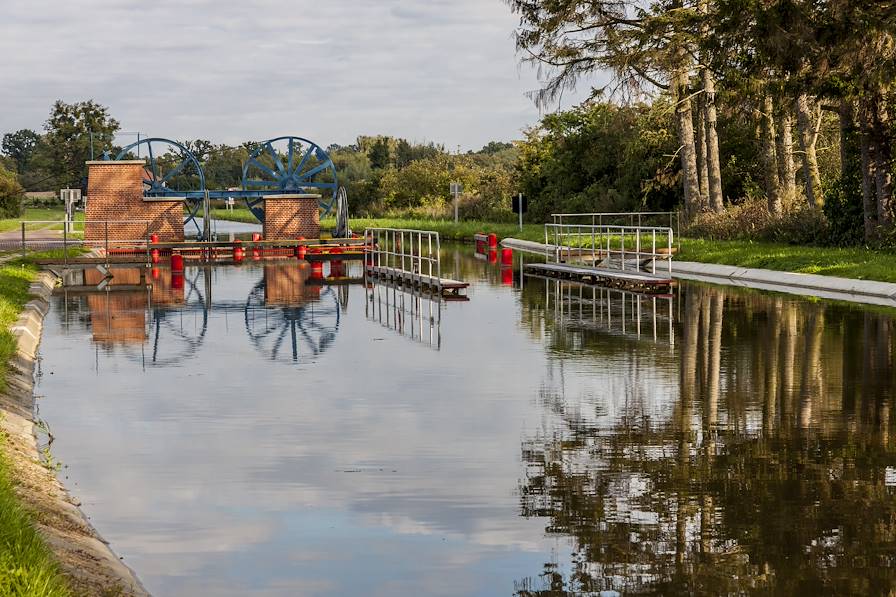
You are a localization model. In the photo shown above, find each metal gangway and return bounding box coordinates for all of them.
[527,222,675,293]
[363,228,468,299]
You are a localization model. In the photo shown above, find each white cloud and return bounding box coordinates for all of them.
[0,0,602,150]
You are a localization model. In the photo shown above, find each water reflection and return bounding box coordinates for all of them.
[56,262,345,366]
[365,281,442,349]
[36,250,896,596]
[517,282,896,595]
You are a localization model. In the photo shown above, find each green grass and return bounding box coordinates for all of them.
[0,209,68,233]
[678,238,896,283]
[0,260,72,596]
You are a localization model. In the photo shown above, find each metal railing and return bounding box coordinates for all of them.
[551,210,679,229]
[545,223,674,276]
[364,227,442,291]
[11,219,154,265]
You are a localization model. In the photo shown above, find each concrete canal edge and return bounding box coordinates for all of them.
[0,271,150,596]
[501,237,896,308]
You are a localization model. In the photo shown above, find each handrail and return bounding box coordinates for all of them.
[545,223,674,276]
[364,227,442,292]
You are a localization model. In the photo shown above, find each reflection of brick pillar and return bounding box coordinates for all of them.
[84,271,148,344]
[263,194,320,240]
[85,161,185,243]
[264,264,319,305]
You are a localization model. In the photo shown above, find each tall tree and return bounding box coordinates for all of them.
[1,129,41,173]
[504,0,710,216]
[43,100,119,188]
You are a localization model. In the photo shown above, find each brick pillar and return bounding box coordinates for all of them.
[85,161,185,243]
[263,194,321,240]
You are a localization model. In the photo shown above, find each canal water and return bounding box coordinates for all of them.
[35,247,896,596]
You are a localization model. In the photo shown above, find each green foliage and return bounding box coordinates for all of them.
[515,100,680,221]
[0,166,25,219]
[823,173,865,247]
[41,100,119,189]
[1,130,41,174]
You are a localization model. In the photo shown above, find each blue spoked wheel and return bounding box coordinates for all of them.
[240,136,339,223]
[114,138,207,236]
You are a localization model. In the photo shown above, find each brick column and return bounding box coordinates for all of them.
[85,161,185,243]
[263,194,321,239]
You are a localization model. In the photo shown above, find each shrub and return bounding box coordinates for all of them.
[0,166,24,219]
[684,198,829,245]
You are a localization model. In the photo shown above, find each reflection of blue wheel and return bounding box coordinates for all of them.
[244,281,341,362]
[241,136,339,222]
[114,138,207,236]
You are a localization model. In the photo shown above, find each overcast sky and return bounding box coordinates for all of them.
[1,0,600,151]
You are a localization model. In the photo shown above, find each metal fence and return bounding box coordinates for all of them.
[545,223,674,276]
[364,227,442,290]
[10,219,154,264]
[551,211,679,230]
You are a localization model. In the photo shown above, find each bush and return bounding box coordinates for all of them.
[823,173,864,246]
[684,198,829,245]
[0,166,24,219]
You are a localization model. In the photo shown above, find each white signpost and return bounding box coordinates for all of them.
[450,182,462,223]
[60,188,81,233]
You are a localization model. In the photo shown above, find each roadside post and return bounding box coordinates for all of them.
[512,193,527,231]
[450,182,462,224]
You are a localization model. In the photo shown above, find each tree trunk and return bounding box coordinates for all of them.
[702,66,725,212]
[675,65,703,217]
[860,115,878,240]
[696,93,710,207]
[795,93,824,208]
[775,104,797,203]
[872,99,894,229]
[759,95,782,214]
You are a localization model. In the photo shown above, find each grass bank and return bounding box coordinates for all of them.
[212,211,896,284]
[0,209,69,233]
[0,259,72,596]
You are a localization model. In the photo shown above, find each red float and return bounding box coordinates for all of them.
[501,247,513,267]
[171,254,184,272]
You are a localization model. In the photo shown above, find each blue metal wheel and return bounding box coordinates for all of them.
[114,138,207,236]
[240,136,339,223]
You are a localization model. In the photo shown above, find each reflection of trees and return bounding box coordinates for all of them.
[518,283,896,595]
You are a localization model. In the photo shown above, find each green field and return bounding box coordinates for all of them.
[0,258,72,596]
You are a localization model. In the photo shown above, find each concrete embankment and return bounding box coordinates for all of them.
[0,271,149,596]
[501,237,896,308]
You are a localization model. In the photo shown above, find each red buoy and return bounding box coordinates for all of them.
[171,272,184,290]
[501,247,513,267]
[151,267,160,280]
[233,240,244,262]
[311,261,324,279]
[488,250,497,264]
[151,248,160,264]
[171,254,184,273]
[252,232,262,242]
[502,267,513,286]
[297,245,307,259]
[488,233,498,248]
[150,233,159,244]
